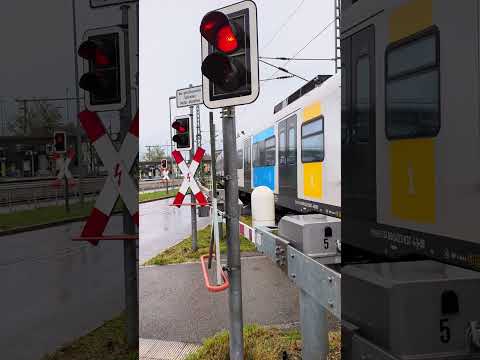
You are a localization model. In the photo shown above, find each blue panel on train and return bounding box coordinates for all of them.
[253,166,274,191]
[253,127,274,143]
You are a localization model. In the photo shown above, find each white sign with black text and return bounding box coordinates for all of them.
[176,86,203,108]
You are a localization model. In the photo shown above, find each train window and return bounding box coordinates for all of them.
[301,116,324,162]
[279,130,286,165]
[252,143,259,167]
[353,55,370,143]
[386,28,440,139]
[287,127,296,164]
[244,141,251,169]
[258,140,266,166]
[264,136,275,166]
[237,149,243,169]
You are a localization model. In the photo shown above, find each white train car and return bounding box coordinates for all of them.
[341,0,480,268]
[273,74,341,217]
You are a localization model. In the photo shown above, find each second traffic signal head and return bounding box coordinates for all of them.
[53,131,66,153]
[160,159,168,169]
[200,1,259,109]
[78,27,126,112]
[172,116,192,151]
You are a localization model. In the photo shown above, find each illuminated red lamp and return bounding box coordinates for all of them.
[78,40,110,65]
[172,121,187,133]
[200,11,238,54]
[216,25,238,53]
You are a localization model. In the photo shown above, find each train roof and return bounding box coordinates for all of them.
[273,75,332,115]
[273,72,340,121]
[236,73,340,147]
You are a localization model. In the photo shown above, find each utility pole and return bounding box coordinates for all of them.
[334,0,341,73]
[168,96,176,177]
[208,112,217,269]
[71,0,84,204]
[221,106,244,360]
[64,154,70,213]
[120,4,139,349]
[195,104,203,182]
[189,85,198,252]
[23,100,27,134]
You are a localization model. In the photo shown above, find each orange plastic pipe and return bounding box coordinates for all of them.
[200,254,229,292]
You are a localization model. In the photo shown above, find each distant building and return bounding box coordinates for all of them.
[0,135,80,178]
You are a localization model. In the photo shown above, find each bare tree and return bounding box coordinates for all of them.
[10,100,64,136]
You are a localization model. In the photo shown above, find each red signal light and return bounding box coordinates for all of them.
[200,11,229,44]
[55,134,64,143]
[78,40,110,65]
[95,50,110,65]
[216,25,238,53]
[172,121,187,133]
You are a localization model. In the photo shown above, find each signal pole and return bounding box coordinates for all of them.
[71,0,84,204]
[221,106,244,360]
[189,84,198,252]
[120,4,139,349]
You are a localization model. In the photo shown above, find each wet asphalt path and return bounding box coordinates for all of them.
[139,198,211,264]
[0,216,125,360]
[140,256,300,342]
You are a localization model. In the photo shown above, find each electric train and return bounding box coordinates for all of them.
[341,0,480,270]
[341,2,480,359]
[237,73,341,218]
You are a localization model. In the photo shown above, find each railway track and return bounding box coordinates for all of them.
[0,176,107,207]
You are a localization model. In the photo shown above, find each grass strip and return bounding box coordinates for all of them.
[0,201,95,231]
[185,324,340,360]
[139,189,177,203]
[0,200,125,232]
[42,313,138,360]
[144,223,257,265]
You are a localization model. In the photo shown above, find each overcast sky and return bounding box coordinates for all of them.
[0,0,138,136]
[140,0,336,158]
[0,0,335,159]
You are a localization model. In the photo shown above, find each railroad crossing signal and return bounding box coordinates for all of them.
[78,26,126,112]
[172,147,207,207]
[53,131,67,153]
[160,159,167,169]
[78,110,139,245]
[52,148,76,187]
[200,0,259,108]
[172,115,192,151]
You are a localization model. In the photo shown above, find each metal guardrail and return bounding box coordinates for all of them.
[139,178,183,192]
[254,225,341,360]
[0,177,106,209]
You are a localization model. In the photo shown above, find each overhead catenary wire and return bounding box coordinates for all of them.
[260,59,308,82]
[261,0,306,51]
[268,18,336,80]
[260,75,295,82]
[260,56,335,61]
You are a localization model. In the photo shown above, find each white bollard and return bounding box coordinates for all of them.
[251,186,275,228]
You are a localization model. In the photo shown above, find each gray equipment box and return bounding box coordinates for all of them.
[278,214,340,257]
[342,260,480,359]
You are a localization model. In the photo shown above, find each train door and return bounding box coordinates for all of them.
[243,139,251,190]
[342,26,376,226]
[278,114,297,199]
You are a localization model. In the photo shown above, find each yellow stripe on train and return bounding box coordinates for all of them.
[302,101,323,200]
[389,0,432,43]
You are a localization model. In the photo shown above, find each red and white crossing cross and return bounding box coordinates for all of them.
[79,110,139,245]
[172,147,208,207]
[51,148,76,187]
